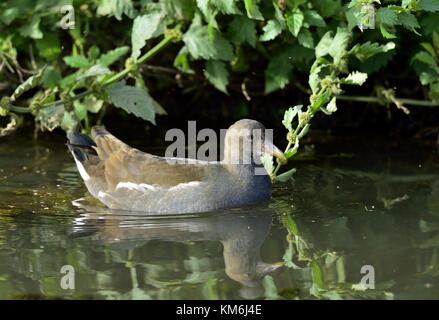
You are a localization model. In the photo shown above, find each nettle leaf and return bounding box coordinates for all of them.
[97,0,135,20]
[276,168,296,182]
[303,10,326,27]
[79,64,111,79]
[19,15,43,39]
[98,46,130,66]
[329,27,350,63]
[36,33,61,61]
[282,106,301,132]
[228,15,257,47]
[244,0,264,20]
[64,55,91,69]
[349,41,396,61]
[11,66,46,102]
[131,13,164,60]
[380,23,397,39]
[36,103,65,131]
[315,31,333,57]
[106,81,158,124]
[286,9,304,37]
[174,47,195,74]
[398,12,421,35]
[204,60,230,94]
[413,51,438,68]
[298,28,314,49]
[343,71,368,85]
[377,7,398,26]
[260,153,274,176]
[210,0,240,14]
[265,47,295,94]
[260,20,283,42]
[183,25,233,61]
[420,0,439,12]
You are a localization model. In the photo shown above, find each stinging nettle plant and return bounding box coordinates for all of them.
[0,0,438,179]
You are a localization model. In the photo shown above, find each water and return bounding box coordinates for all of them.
[1,133,439,299]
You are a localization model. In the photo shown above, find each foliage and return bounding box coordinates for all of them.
[0,0,438,159]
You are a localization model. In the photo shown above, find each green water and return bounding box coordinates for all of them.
[1,134,439,299]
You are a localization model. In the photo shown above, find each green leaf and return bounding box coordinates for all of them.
[265,48,294,93]
[228,15,257,47]
[315,31,333,57]
[36,103,65,131]
[79,64,111,79]
[420,0,439,12]
[174,47,195,74]
[329,27,350,63]
[83,96,104,114]
[260,153,274,175]
[19,15,43,39]
[97,0,135,20]
[98,46,130,66]
[210,0,240,14]
[310,261,325,289]
[377,7,398,26]
[298,29,314,49]
[131,13,164,60]
[260,20,283,42]
[282,106,301,131]
[244,0,264,20]
[276,168,296,182]
[380,23,397,39]
[183,25,234,61]
[420,42,437,58]
[62,111,77,131]
[64,55,91,69]
[11,66,46,102]
[106,81,158,124]
[35,33,61,61]
[343,71,368,85]
[204,60,229,94]
[413,51,438,68]
[349,41,395,61]
[73,101,87,121]
[286,9,304,37]
[303,10,326,27]
[398,13,421,35]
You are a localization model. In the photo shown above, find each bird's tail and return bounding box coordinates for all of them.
[66,131,98,164]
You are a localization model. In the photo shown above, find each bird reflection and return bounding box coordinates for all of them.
[71,199,282,299]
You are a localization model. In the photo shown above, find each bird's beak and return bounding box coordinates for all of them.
[264,140,287,163]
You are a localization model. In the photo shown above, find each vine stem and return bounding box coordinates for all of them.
[36,35,177,110]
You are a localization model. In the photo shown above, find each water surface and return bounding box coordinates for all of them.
[1,134,439,299]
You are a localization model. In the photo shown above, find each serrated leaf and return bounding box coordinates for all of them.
[276,168,296,182]
[131,13,164,60]
[298,28,314,49]
[228,15,257,47]
[413,51,438,68]
[380,23,397,39]
[204,60,229,94]
[64,55,91,68]
[398,12,421,35]
[260,20,283,42]
[19,15,43,39]
[303,10,326,27]
[315,31,333,57]
[183,25,234,61]
[329,27,350,63]
[174,47,195,74]
[265,47,295,93]
[286,9,304,37]
[343,71,368,85]
[377,7,398,26]
[260,153,274,175]
[210,0,240,14]
[106,81,157,124]
[11,66,46,101]
[79,64,111,79]
[282,106,301,131]
[420,0,439,12]
[244,0,264,20]
[349,41,395,61]
[98,46,130,66]
[97,0,135,20]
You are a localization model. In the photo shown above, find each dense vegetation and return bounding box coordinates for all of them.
[1,0,439,178]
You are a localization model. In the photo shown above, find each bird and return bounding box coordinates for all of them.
[67,119,286,214]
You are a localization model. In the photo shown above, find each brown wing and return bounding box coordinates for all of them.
[87,126,209,191]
